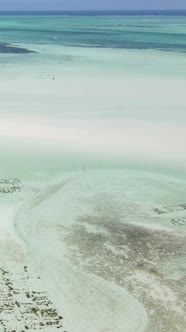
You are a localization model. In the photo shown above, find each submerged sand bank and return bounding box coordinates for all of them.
[0,44,186,184]
[1,49,186,175]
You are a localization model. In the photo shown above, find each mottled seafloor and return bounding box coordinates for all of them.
[0,13,186,332]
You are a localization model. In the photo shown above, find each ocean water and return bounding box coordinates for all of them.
[0,12,186,332]
[1,12,186,52]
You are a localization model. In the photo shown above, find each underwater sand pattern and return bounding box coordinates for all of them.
[61,196,186,332]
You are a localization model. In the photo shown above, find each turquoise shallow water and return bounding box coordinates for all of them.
[1,14,186,82]
[1,13,186,52]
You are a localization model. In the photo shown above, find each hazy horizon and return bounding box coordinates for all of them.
[0,0,186,11]
[0,8,186,12]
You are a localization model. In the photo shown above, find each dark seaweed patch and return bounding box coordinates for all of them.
[60,196,186,332]
[153,203,186,215]
[0,178,22,193]
[0,267,64,331]
[0,42,36,54]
